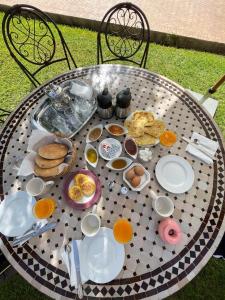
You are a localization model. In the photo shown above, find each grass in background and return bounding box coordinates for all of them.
[0,11,225,300]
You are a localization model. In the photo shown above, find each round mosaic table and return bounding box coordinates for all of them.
[0,65,225,300]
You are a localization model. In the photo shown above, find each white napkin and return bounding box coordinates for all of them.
[61,240,87,288]
[186,132,219,164]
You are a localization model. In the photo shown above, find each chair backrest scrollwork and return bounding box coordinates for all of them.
[97,2,150,68]
[2,4,77,86]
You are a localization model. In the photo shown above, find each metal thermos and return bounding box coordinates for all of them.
[97,88,113,119]
[115,88,131,118]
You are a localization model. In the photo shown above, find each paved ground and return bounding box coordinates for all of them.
[1,0,225,46]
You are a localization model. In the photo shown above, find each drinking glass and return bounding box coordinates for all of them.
[33,198,56,219]
[113,218,133,244]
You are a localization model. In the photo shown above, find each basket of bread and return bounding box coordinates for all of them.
[18,130,76,179]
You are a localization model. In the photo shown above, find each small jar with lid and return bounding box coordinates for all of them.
[115,88,131,118]
[97,88,113,119]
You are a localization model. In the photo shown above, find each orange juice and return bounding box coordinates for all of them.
[160,130,177,147]
[113,219,133,244]
[33,198,56,219]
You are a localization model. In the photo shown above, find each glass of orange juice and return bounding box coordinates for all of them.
[160,130,177,147]
[33,198,56,219]
[113,218,133,244]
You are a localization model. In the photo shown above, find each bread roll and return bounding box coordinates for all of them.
[35,155,64,169]
[38,143,68,159]
[34,164,60,178]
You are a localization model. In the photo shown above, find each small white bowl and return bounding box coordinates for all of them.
[105,123,128,136]
[123,163,150,191]
[124,137,138,159]
[86,124,103,143]
[106,157,132,171]
[85,144,98,168]
[98,138,122,161]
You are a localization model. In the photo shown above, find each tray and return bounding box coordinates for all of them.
[32,80,97,138]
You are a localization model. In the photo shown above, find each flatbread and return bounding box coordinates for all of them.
[35,155,64,169]
[133,111,154,126]
[144,120,166,138]
[135,134,157,146]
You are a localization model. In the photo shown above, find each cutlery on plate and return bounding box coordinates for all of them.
[182,137,215,159]
[12,222,57,247]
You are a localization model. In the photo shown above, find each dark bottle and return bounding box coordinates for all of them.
[115,88,131,118]
[97,88,113,119]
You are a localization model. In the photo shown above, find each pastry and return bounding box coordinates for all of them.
[144,120,166,138]
[74,174,89,186]
[80,180,96,196]
[34,164,60,178]
[135,134,157,146]
[133,111,154,126]
[68,185,83,201]
[38,143,68,159]
[35,155,64,169]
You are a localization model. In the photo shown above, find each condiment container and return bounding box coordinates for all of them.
[85,144,98,168]
[86,124,103,143]
[98,138,122,161]
[97,88,113,119]
[106,157,132,171]
[124,137,138,159]
[115,88,131,118]
[105,123,128,137]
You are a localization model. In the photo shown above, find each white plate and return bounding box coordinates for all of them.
[155,155,195,194]
[80,227,125,283]
[0,191,36,237]
[123,163,150,191]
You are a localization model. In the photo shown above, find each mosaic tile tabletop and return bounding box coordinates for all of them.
[0,65,225,300]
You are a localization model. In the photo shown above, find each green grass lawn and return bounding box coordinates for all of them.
[0,11,225,300]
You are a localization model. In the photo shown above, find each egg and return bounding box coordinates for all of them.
[126,168,135,181]
[134,166,145,176]
[130,175,141,187]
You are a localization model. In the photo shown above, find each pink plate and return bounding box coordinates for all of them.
[63,169,101,210]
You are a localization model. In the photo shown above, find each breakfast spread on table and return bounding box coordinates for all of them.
[1,80,220,291]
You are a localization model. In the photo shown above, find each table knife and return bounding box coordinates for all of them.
[72,240,83,299]
[182,137,215,159]
[12,222,57,247]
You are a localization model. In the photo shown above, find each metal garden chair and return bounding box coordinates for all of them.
[97,2,150,68]
[2,4,77,87]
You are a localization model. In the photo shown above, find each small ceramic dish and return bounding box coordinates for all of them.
[85,144,98,168]
[124,137,138,159]
[106,157,132,171]
[123,163,150,192]
[105,123,128,137]
[86,124,103,143]
[98,138,122,161]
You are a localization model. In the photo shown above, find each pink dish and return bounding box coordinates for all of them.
[158,218,182,245]
[63,169,101,210]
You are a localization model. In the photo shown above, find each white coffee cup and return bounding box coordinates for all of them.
[26,177,54,197]
[150,190,174,218]
[81,205,101,237]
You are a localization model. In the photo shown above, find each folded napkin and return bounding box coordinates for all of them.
[186,132,219,164]
[61,240,87,288]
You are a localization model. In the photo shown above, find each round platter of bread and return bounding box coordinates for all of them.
[124,110,166,146]
[62,170,102,210]
[34,143,68,178]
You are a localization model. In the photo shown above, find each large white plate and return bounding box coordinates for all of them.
[0,191,36,237]
[80,227,125,283]
[155,155,195,194]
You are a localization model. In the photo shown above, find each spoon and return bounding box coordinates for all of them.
[65,243,72,278]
